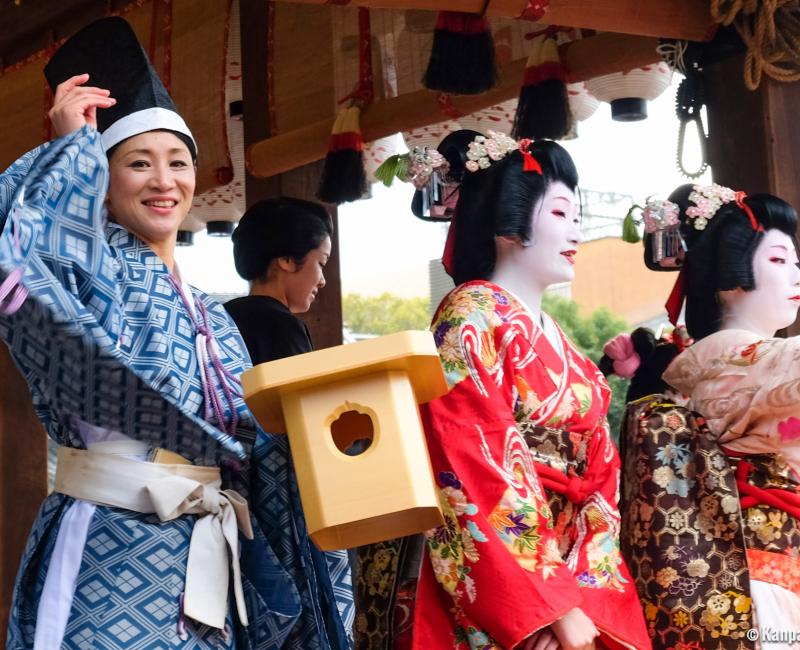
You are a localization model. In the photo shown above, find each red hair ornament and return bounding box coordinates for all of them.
[517,138,543,174]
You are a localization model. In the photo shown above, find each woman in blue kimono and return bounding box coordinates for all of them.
[0,17,349,650]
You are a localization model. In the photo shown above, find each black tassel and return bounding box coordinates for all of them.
[318,150,367,204]
[423,11,496,95]
[511,36,572,140]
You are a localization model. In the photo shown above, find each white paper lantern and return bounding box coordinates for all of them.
[457,99,516,136]
[189,0,244,238]
[584,62,672,122]
[567,82,600,123]
[402,120,461,151]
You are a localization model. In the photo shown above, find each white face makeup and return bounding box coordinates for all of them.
[721,228,800,336]
[518,180,583,290]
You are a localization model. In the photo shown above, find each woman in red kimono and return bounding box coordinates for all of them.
[409,132,650,649]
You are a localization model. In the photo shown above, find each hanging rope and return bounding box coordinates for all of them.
[711,0,800,89]
[675,72,709,179]
[337,7,374,106]
[658,39,709,179]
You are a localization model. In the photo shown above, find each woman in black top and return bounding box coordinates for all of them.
[225,197,356,644]
[225,197,332,364]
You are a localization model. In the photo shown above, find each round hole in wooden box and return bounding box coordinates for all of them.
[330,408,374,456]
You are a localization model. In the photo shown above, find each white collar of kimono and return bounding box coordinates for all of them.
[101,107,197,153]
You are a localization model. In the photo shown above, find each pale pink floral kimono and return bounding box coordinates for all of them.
[664,329,800,646]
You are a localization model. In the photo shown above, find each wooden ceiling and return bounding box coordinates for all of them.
[0,0,138,68]
[2,0,715,69]
[274,0,716,41]
[247,0,718,177]
[2,0,720,179]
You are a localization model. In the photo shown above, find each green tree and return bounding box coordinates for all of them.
[342,291,630,440]
[543,293,629,440]
[343,293,430,335]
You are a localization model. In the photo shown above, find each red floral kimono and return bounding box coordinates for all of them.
[412,281,649,650]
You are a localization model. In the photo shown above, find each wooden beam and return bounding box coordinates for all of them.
[272,0,714,41]
[247,33,660,178]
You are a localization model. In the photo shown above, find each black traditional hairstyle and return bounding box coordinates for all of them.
[668,184,798,340]
[231,197,333,282]
[450,137,578,286]
[598,328,681,402]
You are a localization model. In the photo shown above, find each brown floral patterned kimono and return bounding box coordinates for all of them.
[621,329,800,649]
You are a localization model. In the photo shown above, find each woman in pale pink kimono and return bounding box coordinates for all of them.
[625,184,800,648]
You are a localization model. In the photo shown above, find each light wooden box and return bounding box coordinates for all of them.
[243,330,447,550]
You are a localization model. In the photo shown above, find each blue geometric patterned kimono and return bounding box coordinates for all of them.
[0,126,352,649]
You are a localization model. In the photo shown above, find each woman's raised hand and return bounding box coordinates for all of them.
[48,73,116,137]
[549,607,599,650]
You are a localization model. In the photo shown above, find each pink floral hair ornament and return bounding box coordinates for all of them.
[642,198,680,234]
[465,130,518,171]
[407,147,450,189]
[623,196,685,267]
[685,183,737,230]
[602,332,641,379]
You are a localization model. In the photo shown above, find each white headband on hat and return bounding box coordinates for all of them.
[101,107,197,154]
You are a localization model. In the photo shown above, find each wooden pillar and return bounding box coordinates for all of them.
[240,0,342,350]
[705,55,800,333]
[0,345,47,641]
[706,56,773,198]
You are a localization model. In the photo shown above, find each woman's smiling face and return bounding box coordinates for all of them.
[106,130,195,251]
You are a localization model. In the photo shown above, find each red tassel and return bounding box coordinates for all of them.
[522,150,542,174]
[435,11,489,35]
[423,10,497,95]
[318,106,367,204]
[522,60,565,86]
[328,132,364,153]
[518,139,543,174]
[735,191,764,232]
[511,35,572,140]
[319,8,372,204]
